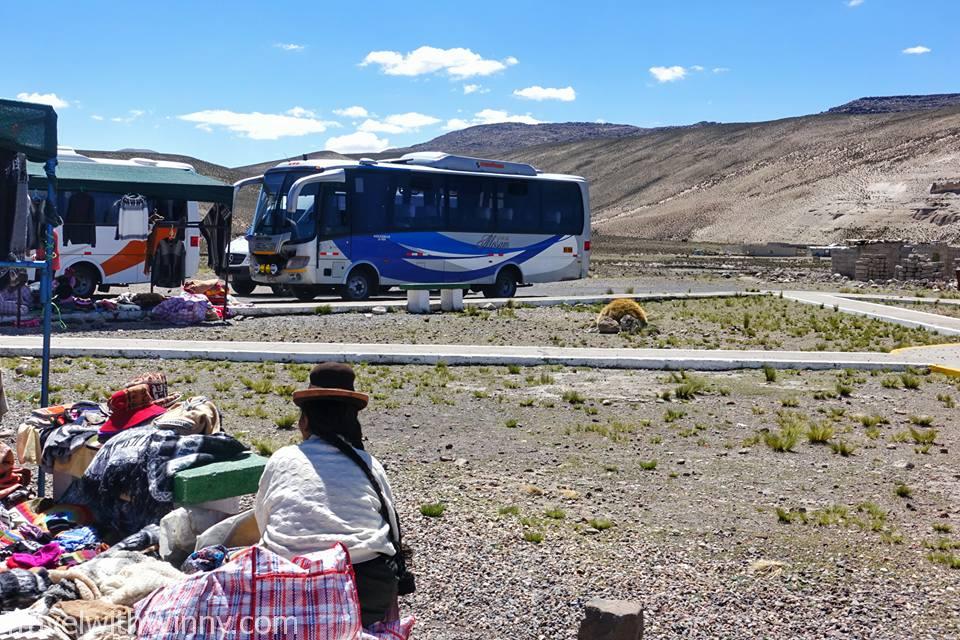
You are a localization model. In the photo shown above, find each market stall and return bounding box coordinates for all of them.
[0,98,60,494]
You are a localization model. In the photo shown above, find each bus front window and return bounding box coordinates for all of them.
[252,170,319,243]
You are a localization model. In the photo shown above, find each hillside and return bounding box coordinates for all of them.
[827,94,960,115]
[385,122,646,157]
[504,107,960,244]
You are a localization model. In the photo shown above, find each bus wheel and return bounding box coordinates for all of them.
[291,285,319,302]
[70,263,100,298]
[482,268,518,299]
[341,268,376,302]
[231,278,256,296]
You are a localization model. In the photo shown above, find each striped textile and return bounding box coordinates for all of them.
[135,543,413,640]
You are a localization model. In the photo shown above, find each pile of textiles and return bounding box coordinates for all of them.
[0,368,412,638]
[0,500,107,611]
[148,293,211,326]
[181,279,227,306]
[112,293,165,311]
[61,428,246,537]
[17,402,108,475]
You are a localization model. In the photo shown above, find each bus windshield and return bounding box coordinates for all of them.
[252,170,319,243]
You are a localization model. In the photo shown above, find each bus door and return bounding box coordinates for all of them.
[317,183,351,284]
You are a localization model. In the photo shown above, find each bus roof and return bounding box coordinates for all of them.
[271,151,585,183]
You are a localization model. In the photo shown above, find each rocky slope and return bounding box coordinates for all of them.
[506,107,960,244]
[827,94,960,115]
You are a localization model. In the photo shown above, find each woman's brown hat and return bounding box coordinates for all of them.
[292,362,369,409]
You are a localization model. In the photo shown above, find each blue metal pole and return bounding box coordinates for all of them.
[37,158,58,496]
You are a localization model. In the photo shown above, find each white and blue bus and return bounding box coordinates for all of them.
[244,152,590,301]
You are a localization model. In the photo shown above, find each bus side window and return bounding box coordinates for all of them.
[541,181,584,235]
[496,180,540,234]
[391,175,443,231]
[349,170,390,234]
[320,185,350,238]
[446,175,495,233]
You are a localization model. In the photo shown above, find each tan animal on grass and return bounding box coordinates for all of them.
[596,299,648,328]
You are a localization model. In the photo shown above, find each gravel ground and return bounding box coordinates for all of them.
[24,295,956,353]
[880,300,960,320]
[1,358,958,639]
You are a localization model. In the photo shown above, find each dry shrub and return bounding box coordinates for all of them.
[597,299,648,326]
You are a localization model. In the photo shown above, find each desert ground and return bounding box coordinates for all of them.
[2,357,957,639]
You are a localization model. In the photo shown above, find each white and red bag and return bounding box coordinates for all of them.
[135,543,414,640]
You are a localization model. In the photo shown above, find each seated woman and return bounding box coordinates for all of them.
[252,362,407,627]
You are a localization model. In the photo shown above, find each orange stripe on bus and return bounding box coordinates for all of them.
[101,240,147,276]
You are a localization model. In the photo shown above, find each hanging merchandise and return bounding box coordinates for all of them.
[115,194,148,241]
[9,155,30,256]
[63,192,96,247]
[151,237,185,288]
[200,203,231,271]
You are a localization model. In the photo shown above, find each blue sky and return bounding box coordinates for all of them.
[3,0,956,167]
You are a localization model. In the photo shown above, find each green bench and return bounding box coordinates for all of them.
[173,452,269,507]
[396,284,466,313]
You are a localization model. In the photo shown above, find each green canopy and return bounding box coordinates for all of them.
[27,159,233,205]
[0,98,58,161]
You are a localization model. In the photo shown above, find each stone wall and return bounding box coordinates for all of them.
[831,240,959,281]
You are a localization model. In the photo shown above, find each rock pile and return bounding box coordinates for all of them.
[894,254,945,280]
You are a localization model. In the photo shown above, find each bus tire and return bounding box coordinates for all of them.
[291,285,319,301]
[70,263,100,298]
[341,267,377,302]
[482,267,518,299]
[231,278,256,296]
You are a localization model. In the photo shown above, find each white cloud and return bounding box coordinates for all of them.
[443,118,472,131]
[275,43,304,52]
[286,106,316,118]
[91,115,104,121]
[358,112,441,134]
[690,65,705,72]
[475,109,540,125]
[649,66,688,83]
[847,0,864,6]
[325,131,389,154]
[111,109,146,124]
[513,85,576,102]
[713,67,731,73]
[902,45,931,55]
[333,106,369,118]
[16,92,69,109]
[463,84,481,94]
[361,46,518,78]
[444,109,542,130]
[178,109,339,140]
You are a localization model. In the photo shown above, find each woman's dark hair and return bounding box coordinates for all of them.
[301,399,364,449]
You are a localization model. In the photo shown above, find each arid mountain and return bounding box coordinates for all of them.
[384,122,647,157]
[82,96,960,244]
[505,107,960,244]
[827,94,960,115]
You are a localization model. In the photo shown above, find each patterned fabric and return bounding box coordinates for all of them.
[180,544,228,574]
[135,544,413,640]
[149,293,211,326]
[60,428,247,536]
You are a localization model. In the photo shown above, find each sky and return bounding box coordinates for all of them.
[3,0,957,167]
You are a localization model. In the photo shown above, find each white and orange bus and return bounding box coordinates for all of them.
[31,149,204,296]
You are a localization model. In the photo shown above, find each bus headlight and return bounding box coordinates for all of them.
[286,256,309,270]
